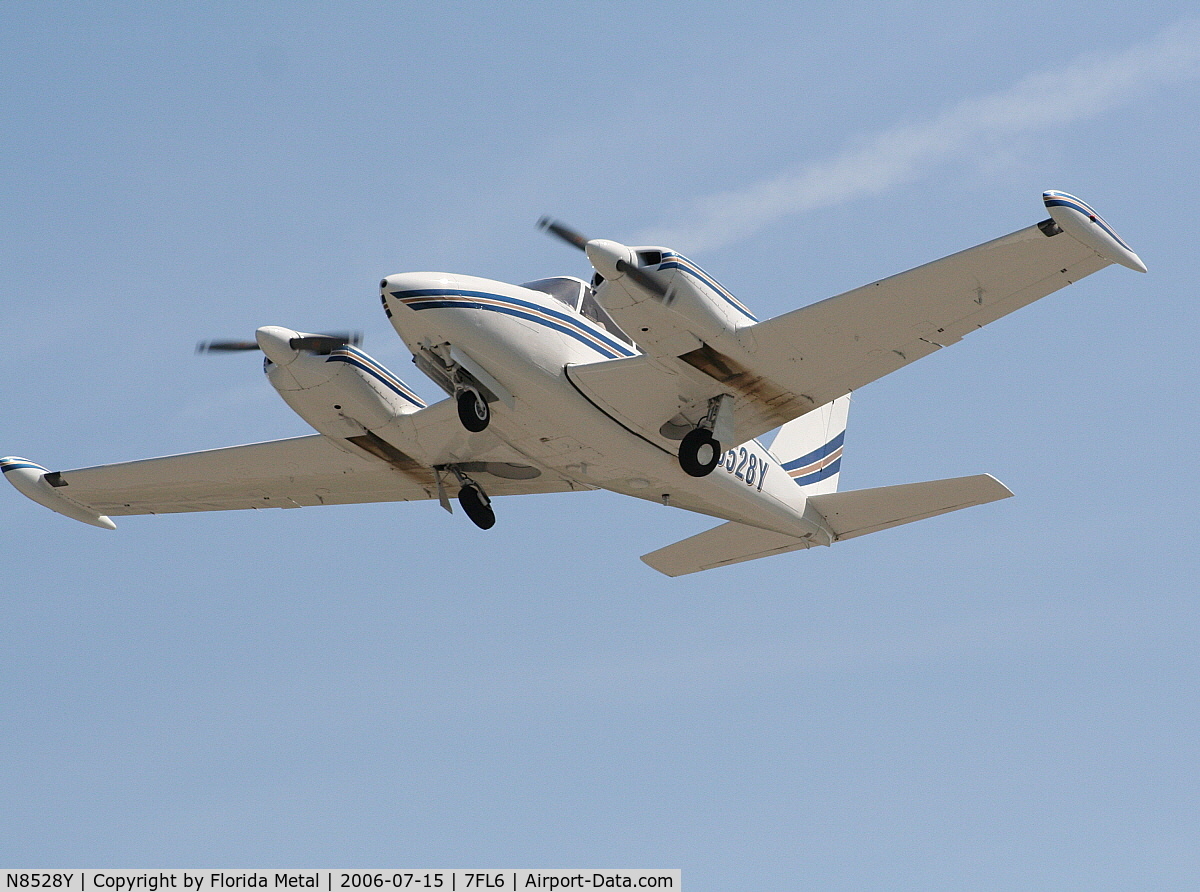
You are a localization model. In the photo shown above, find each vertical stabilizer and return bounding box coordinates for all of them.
[769,395,850,495]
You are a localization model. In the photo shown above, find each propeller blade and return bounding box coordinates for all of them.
[289,331,363,354]
[196,339,260,353]
[197,331,363,356]
[537,217,589,251]
[615,258,668,299]
[539,216,668,298]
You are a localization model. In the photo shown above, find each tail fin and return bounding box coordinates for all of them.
[769,395,850,495]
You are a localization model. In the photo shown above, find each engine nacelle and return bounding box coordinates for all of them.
[262,327,427,441]
[587,242,757,357]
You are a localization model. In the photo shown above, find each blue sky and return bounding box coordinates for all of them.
[3,2,1199,888]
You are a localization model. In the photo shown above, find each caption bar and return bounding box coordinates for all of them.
[4,873,678,892]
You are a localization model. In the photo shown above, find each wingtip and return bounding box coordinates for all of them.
[2,458,117,529]
[981,473,1016,500]
[1042,190,1145,273]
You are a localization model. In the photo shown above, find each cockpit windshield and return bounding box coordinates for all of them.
[520,276,586,310]
[521,276,633,346]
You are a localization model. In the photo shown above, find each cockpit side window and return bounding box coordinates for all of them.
[580,291,633,345]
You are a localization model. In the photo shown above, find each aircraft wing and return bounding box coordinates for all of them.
[738,218,1113,425]
[4,402,589,525]
[38,435,442,516]
[570,206,1134,451]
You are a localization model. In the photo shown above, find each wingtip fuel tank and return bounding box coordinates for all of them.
[1043,191,1147,273]
[0,457,116,529]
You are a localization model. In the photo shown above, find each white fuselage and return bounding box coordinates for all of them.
[378,272,832,542]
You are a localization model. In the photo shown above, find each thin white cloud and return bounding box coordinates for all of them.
[643,19,1200,252]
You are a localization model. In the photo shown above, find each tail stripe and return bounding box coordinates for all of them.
[789,454,842,487]
[770,394,850,496]
[781,431,845,484]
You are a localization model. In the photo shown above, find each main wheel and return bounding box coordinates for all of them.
[458,483,496,529]
[457,388,490,432]
[679,428,721,477]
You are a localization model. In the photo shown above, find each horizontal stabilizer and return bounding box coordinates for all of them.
[641,521,821,577]
[807,473,1013,540]
[642,474,1012,576]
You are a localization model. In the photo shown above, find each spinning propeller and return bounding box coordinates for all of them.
[197,330,362,356]
[537,217,668,298]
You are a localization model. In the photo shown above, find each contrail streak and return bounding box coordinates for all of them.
[642,19,1200,252]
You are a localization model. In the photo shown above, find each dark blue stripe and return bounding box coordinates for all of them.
[792,457,841,487]
[1,460,47,474]
[659,254,758,321]
[409,299,623,358]
[782,431,845,471]
[400,289,637,356]
[326,352,427,406]
[394,290,637,358]
[1043,196,1135,253]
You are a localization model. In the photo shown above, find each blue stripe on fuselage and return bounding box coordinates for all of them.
[392,288,637,359]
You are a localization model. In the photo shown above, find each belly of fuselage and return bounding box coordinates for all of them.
[380,272,817,537]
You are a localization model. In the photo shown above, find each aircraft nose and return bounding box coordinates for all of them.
[380,273,461,319]
[381,272,458,293]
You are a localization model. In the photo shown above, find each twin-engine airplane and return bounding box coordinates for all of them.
[3,191,1144,575]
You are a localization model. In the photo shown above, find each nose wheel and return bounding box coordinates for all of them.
[457,387,490,432]
[679,427,721,477]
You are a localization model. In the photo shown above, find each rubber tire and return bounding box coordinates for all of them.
[458,483,496,530]
[679,428,721,477]
[457,388,490,432]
